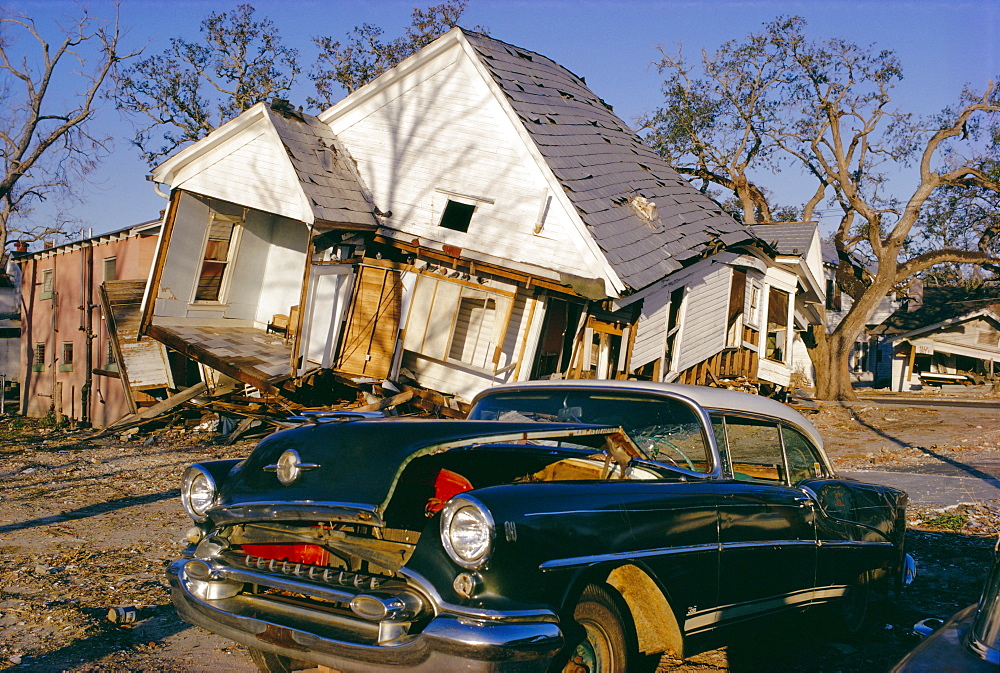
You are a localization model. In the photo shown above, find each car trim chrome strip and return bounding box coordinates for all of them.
[538,543,718,570]
[684,585,848,633]
[718,540,817,550]
[398,567,560,623]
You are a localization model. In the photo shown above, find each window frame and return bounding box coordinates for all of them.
[40,269,54,300]
[59,342,74,372]
[32,343,46,372]
[102,256,117,283]
[403,272,516,373]
[712,412,829,486]
[192,212,242,304]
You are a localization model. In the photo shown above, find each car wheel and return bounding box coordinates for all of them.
[562,584,634,673]
[247,647,309,673]
[837,570,874,637]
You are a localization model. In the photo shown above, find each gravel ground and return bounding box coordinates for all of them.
[0,399,998,672]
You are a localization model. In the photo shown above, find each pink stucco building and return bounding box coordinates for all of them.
[18,220,162,427]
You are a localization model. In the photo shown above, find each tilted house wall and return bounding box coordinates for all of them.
[142,28,803,407]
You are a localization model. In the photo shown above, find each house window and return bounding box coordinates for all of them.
[195,213,240,302]
[41,269,54,299]
[103,257,117,282]
[746,281,762,329]
[826,278,842,311]
[403,273,513,371]
[106,341,118,371]
[32,343,45,372]
[439,200,475,232]
[59,342,74,372]
[726,269,746,348]
[765,287,789,362]
[449,296,498,368]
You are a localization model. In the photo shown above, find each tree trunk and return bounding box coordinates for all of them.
[808,272,897,401]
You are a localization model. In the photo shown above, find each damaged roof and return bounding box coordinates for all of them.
[265,104,378,229]
[873,286,1000,336]
[461,30,759,291]
[750,222,817,256]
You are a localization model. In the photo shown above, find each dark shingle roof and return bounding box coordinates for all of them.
[751,222,816,256]
[462,30,758,291]
[267,106,377,228]
[873,286,1000,336]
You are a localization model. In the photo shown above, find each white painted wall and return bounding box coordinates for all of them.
[252,216,309,327]
[632,285,671,371]
[324,52,604,286]
[675,264,731,372]
[173,120,308,224]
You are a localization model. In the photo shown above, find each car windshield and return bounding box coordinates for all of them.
[469,390,711,473]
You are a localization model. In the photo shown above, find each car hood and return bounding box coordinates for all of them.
[208,419,620,524]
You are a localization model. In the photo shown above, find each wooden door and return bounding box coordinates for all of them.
[335,265,401,378]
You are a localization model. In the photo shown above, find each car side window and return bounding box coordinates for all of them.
[721,416,785,483]
[782,425,826,484]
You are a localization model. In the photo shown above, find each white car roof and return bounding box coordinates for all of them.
[471,380,824,450]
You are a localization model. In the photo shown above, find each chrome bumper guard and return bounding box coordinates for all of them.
[167,559,562,672]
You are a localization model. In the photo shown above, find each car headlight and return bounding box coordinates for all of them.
[440,495,494,569]
[181,465,218,521]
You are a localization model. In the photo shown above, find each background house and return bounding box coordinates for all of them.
[142,28,816,408]
[871,287,1000,390]
[19,220,167,427]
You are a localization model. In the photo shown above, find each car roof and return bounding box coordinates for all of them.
[471,380,824,449]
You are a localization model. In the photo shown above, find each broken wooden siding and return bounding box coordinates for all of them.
[100,279,172,413]
[399,270,536,401]
[675,265,731,372]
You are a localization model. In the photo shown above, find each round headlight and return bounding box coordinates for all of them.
[182,465,218,521]
[440,496,494,569]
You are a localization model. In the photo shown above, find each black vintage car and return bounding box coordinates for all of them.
[169,381,913,672]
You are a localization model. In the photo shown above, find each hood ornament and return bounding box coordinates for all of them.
[264,449,319,486]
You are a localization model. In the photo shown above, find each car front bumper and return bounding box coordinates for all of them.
[167,559,563,672]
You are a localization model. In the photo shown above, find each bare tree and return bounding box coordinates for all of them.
[309,0,484,107]
[114,4,299,166]
[646,16,1000,400]
[0,8,128,249]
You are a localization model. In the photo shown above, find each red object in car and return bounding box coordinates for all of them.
[425,469,473,516]
[241,543,330,566]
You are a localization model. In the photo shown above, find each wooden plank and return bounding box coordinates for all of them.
[98,381,209,435]
[351,390,415,413]
[139,190,179,337]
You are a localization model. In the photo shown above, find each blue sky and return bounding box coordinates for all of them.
[9,0,1000,238]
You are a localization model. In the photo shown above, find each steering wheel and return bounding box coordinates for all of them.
[649,439,695,471]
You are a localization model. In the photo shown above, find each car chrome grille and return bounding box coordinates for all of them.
[240,553,391,591]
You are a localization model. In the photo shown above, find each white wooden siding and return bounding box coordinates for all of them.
[327,57,601,281]
[401,288,531,401]
[254,217,309,326]
[632,285,671,370]
[675,264,730,372]
[176,125,308,223]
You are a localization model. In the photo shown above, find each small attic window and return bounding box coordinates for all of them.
[439,200,476,233]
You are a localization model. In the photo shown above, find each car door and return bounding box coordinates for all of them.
[709,414,818,631]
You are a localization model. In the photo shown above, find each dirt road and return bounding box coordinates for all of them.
[0,399,997,672]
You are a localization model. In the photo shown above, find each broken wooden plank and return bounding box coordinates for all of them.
[351,390,415,413]
[221,416,258,445]
[97,381,209,435]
